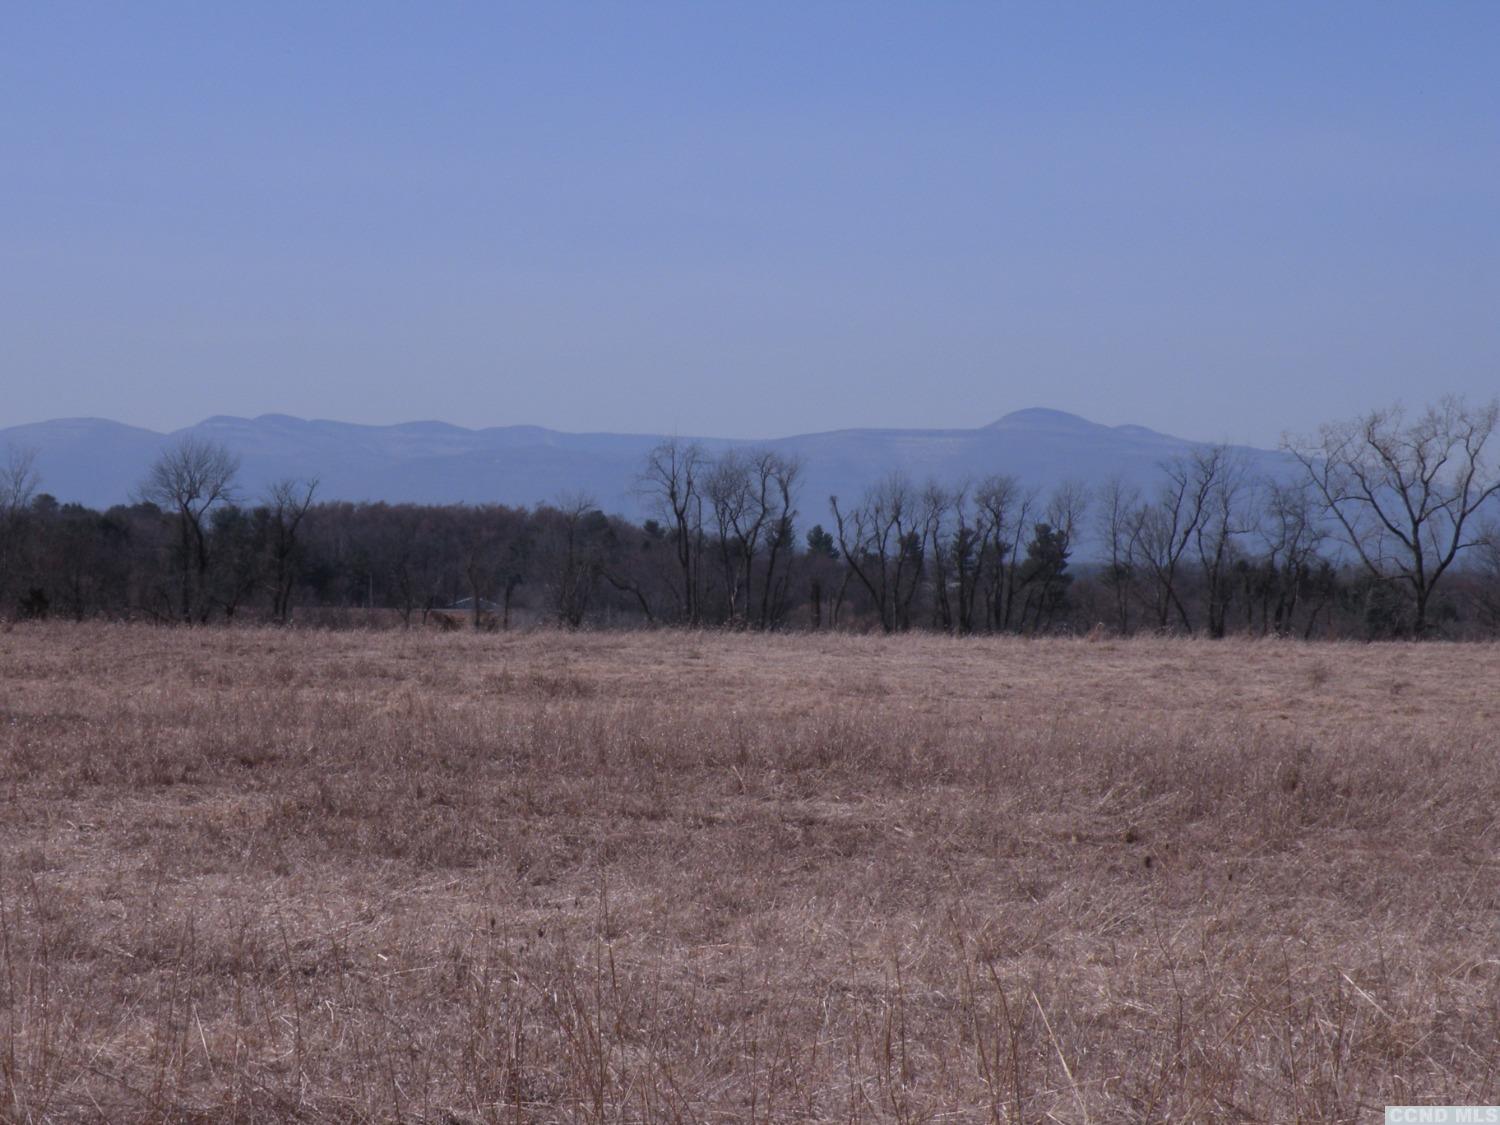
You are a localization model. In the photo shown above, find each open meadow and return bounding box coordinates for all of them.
[0,623,1497,1122]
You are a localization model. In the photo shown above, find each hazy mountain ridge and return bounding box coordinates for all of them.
[0,409,1294,521]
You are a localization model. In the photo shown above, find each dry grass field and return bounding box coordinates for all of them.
[0,624,1497,1122]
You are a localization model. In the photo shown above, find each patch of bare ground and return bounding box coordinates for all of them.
[0,624,1497,1121]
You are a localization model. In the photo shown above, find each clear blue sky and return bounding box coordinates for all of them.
[4,2,1497,446]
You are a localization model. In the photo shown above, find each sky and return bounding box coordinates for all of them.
[3,3,1498,448]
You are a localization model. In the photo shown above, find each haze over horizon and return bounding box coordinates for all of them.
[8,404,1243,444]
[2,404,1305,525]
[5,4,1498,447]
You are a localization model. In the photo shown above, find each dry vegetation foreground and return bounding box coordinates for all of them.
[0,625,1498,1123]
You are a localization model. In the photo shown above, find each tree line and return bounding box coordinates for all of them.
[2,397,1499,639]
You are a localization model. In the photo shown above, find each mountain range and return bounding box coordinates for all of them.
[0,409,1294,522]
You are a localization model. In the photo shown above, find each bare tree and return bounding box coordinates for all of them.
[700,448,801,627]
[1096,476,1140,634]
[1249,478,1332,638]
[544,494,608,628]
[1476,519,1500,634]
[139,437,240,623]
[458,505,530,630]
[942,483,992,635]
[368,504,444,627]
[923,483,957,632]
[1286,397,1500,635]
[1191,452,1251,639]
[755,453,801,630]
[598,521,659,626]
[640,439,706,625]
[974,475,1036,632]
[0,447,40,610]
[0,447,39,517]
[265,478,318,624]
[830,473,925,632]
[705,452,754,624]
[1128,447,1225,633]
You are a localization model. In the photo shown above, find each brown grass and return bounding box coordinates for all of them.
[0,624,1497,1122]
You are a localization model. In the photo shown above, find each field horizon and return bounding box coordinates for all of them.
[1,623,1497,1121]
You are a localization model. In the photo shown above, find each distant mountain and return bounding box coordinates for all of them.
[0,409,1296,531]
